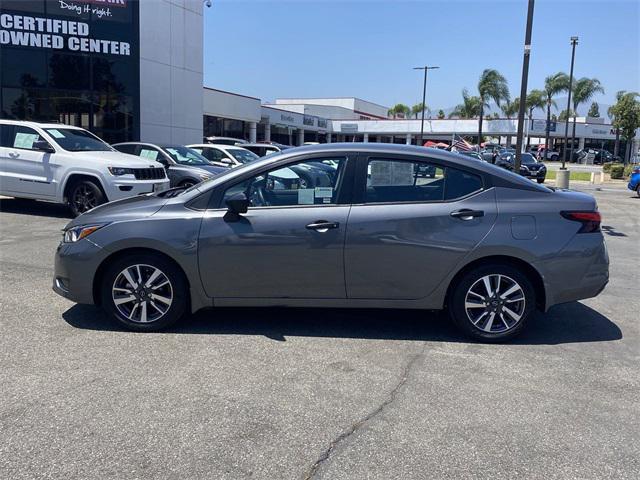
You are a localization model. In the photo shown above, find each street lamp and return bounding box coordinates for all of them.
[514,0,535,173]
[413,65,439,146]
[561,36,579,169]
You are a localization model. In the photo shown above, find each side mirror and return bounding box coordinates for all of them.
[34,140,54,153]
[225,192,249,215]
[221,158,233,165]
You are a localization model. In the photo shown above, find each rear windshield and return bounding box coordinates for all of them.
[163,146,209,166]
[45,128,112,152]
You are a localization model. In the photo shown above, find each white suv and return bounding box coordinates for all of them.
[0,120,169,216]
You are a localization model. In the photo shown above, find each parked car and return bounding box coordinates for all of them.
[537,147,560,161]
[204,136,247,146]
[496,152,547,183]
[480,144,502,162]
[241,142,294,157]
[186,144,260,168]
[459,151,485,162]
[573,148,617,165]
[0,120,169,216]
[112,143,228,188]
[53,143,609,342]
[628,165,640,197]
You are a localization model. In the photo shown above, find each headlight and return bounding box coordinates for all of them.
[63,224,107,243]
[108,167,135,176]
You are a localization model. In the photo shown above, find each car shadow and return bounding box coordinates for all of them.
[62,301,622,345]
[0,198,71,219]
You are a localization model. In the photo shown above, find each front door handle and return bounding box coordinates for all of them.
[450,209,484,221]
[306,220,339,232]
[8,151,19,158]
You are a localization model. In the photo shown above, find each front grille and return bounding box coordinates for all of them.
[132,168,166,180]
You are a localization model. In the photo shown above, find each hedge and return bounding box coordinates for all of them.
[610,164,625,179]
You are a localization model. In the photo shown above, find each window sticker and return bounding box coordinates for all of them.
[48,129,65,139]
[370,161,415,186]
[298,188,314,205]
[314,186,333,198]
[140,149,159,160]
[13,133,38,149]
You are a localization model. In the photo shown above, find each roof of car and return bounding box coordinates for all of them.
[189,143,248,150]
[0,120,84,130]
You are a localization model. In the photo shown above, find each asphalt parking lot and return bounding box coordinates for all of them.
[1,183,638,480]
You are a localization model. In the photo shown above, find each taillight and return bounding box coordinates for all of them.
[560,211,601,233]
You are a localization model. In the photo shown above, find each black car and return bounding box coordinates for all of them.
[573,148,617,165]
[496,152,546,184]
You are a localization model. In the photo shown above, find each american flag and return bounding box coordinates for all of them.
[451,134,474,152]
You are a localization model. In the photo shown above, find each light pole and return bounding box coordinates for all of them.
[413,65,439,146]
[514,0,535,173]
[561,36,578,169]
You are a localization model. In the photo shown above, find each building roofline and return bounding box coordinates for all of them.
[203,86,261,101]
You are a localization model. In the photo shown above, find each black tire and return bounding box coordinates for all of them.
[179,179,197,188]
[68,179,105,217]
[101,253,188,332]
[551,155,558,161]
[448,264,536,342]
[636,185,640,198]
[537,178,545,184]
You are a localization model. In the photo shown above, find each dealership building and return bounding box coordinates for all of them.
[1,0,637,155]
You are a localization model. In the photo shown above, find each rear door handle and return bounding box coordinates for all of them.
[306,220,339,232]
[450,209,484,220]
[8,151,19,158]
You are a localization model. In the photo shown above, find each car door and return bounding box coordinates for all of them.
[0,124,57,198]
[197,154,354,299]
[344,154,497,300]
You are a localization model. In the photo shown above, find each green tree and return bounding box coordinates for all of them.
[501,98,520,119]
[559,109,576,121]
[437,109,445,119]
[588,102,600,117]
[569,77,604,158]
[387,103,411,119]
[477,69,510,146]
[608,91,640,163]
[449,89,482,119]
[525,89,547,147]
[411,102,429,119]
[543,72,570,159]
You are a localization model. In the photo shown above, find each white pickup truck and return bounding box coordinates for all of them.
[0,120,169,216]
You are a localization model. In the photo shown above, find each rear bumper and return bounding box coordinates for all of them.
[535,233,609,310]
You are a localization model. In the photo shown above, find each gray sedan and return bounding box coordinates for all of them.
[53,144,609,341]
[113,142,228,188]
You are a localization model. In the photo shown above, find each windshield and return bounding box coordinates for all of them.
[520,153,537,165]
[229,149,260,164]
[162,146,209,166]
[44,128,112,152]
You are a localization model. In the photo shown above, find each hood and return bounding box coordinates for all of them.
[65,193,169,229]
[68,150,166,169]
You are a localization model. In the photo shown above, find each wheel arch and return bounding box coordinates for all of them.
[92,247,191,307]
[62,173,108,203]
[445,255,546,311]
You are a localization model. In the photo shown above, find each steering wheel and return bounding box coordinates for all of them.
[247,178,267,207]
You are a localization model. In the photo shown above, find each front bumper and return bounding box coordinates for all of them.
[53,238,108,305]
[104,178,170,202]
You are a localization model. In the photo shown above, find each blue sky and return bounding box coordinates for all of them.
[203,0,640,116]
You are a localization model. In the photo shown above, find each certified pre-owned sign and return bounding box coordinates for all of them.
[0,12,131,55]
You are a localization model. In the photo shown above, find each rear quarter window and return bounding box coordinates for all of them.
[444,167,483,200]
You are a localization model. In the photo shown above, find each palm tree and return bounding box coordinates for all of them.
[543,72,570,160]
[525,89,546,147]
[411,102,428,119]
[608,90,640,160]
[477,69,510,146]
[501,99,519,119]
[569,78,604,159]
[437,109,445,119]
[448,89,482,119]
[387,103,411,119]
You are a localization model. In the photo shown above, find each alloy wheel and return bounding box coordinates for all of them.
[112,264,173,323]
[464,274,526,334]
[72,184,97,213]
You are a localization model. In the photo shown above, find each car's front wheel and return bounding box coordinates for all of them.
[636,185,640,198]
[448,264,535,342]
[68,179,105,217]
[101,253,188,331]
[537,178,545,184]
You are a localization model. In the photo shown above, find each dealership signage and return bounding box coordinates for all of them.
[530,119,556,133]
[341,123,358,133]
[0,11,131,55]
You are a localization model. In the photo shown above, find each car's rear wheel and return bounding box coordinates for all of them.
[101,253,188,331]
[448,264,535,342]
[537,178,545,184]
[68,180,105,217]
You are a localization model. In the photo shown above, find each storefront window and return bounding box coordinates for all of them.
[0,0,140,143]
